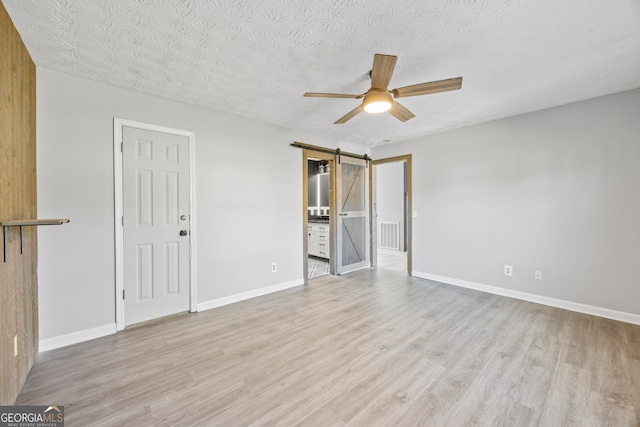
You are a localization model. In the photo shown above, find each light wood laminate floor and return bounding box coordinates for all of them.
[377,249,407,273]
[17,269,640,426]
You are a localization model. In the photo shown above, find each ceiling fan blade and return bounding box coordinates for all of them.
[370,54,397,89]
[334,105,363,124]
[392,77,463,98]
[304,92,362,98]
[388,101,415,122]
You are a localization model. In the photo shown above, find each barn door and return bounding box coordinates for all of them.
[335,156,369,274]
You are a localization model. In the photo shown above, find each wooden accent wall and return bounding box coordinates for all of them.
[0,2,38,405]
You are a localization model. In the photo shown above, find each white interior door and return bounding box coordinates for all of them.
[122,126,190,326]
[336,156,370,274]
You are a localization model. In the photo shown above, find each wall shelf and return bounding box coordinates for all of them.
[1,219,69,262]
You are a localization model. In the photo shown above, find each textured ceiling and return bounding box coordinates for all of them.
[3,0,640,147]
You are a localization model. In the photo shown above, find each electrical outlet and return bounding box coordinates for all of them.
[504,265,513,276]
[535,270,542,280]
[271,262,277,273]
[14,335,17,357]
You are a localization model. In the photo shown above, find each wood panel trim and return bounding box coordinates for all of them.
[0,1,38,405]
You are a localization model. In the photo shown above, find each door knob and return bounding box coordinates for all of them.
[179,230,188,236]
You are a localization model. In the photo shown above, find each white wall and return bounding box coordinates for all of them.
[373,88,640,317]
[36,69,366,342]
[376,162,405,251]
[37,68,640,341]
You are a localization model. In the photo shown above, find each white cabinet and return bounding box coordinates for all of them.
[308,222,329,259]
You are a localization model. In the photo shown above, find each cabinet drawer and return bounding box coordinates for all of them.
[308,223,329,259]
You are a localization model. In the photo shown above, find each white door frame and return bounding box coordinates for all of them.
[113,118,198,331]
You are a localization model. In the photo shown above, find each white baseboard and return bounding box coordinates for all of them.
[413,271,640,326]
[40,323,117,353]
[197,279,304,312]
[38,280,305,352]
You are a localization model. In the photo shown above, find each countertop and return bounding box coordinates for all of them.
[309,219,329,224]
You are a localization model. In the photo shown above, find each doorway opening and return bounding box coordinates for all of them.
[371,155,412,275]
[307,158,331,278]
[303,150,335,281]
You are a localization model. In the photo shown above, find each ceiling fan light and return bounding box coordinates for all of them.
[364,101,391,113]
[362,90,392,113]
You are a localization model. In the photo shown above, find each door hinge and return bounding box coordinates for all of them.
[121,142,123,152]
[122,289,125,300]
[122,216,124,226]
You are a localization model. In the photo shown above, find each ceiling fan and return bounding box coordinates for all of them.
[304,54,462,124]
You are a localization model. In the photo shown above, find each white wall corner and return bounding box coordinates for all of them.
[39,324,117,353]
[413,271,640,326]
[197,279,304,312]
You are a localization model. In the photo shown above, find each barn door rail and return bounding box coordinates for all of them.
[291,141,372,166]
[1,219,69,262]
